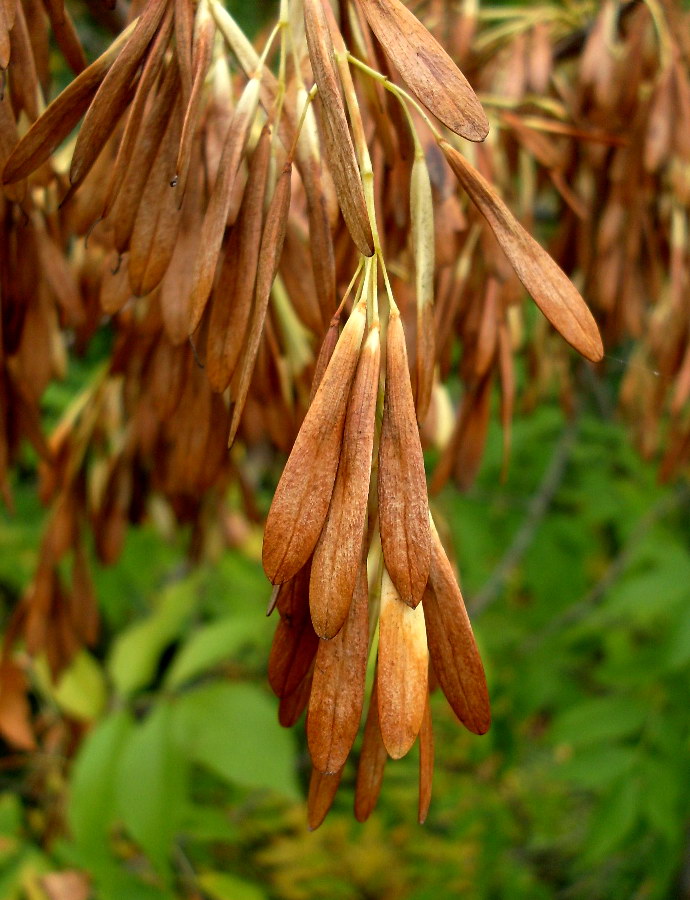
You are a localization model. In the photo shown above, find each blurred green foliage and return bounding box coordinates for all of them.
[2,393,690,899]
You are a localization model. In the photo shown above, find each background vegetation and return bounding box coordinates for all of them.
[3,366,690,899]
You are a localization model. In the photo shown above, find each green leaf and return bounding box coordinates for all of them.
[550,696,647,747]
[68,708,135,857]
[582,778,640,864]
[181,805,241,843]
[665,606,690,670]
[172,683,299,799]
[33,651,107,721]
[0,848,51,900]
[165,615,258,688]
[0,794,22,864]
[641,759,681,844]
[198,871,267,900]
[108,581,197,696]
[555,745,637,790]
[115,701,188,873]
[96,865,178,900]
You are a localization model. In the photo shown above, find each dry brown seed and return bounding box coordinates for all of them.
[174,0,215,200]
[70,543,99,646]
[159,148,205,343]
[128,94,184,297]
[354,676,388,822]
[440,141,604,362]
[7,1,40,121]
[307,556,368,773]
[0,661,36,751]
[304,0,374,256]
[431,372,493,493]
[411,151,435,422]
[309,310,341,402]
[187,75,260,333]
[70,0,168,186]
[174,0,194,103]
[377,566,428,759]
[356,0,488,141]
[106,60,180,253]
[424,525,490,735]
[278,224,325,334]
[37,228,85,327]
[278,669,313,727]
[3,20,136,184]
[207,126,271,392]
[206,229,242,390]
[262,300,367,584]
[99,253,132,315]
[310,324,380,639]
[295,126,338,327]
[101,6,174,219]
[268,565,319,699]
[42,0,87,75]
[0,5,10,70]
[474,276,499,379]
[497,316,515,478]
[378,309,431,607]
[227,161,292,445]
[418,691,434,824]
[0,92,25,204]
[644,66,674,173]
[307,766,344,831]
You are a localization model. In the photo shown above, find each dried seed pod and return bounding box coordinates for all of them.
[3,19,137,183]
[7,1,41,121]
[268,564,319,699]
[440,141,604,362]
[101,6,175,219]
[278,669,313,727]
[310,309,342,401]
[42,0,87,75]
[128,93,184,296]
[356,0,489,141]
[0,3,12,70]
[0,661,35,751]
[262,300,367,584]
[174,0,215,199]
[307,556,369,773]
[377,566,428,759]
[378,309,431,607]
[206,126,271,392]
[307,766,344,830]
[310,324,380,639]
[187,74,261,332]
[304,0,374,257]
[106,59,180,253]
[70,0,169,186]
[418,692,434,824]
[174,0,194,102]
[227,160,292,444]
[424,525,490,735]
[354,676,388,822]
[411,150,435,422]
[159,147,205,343]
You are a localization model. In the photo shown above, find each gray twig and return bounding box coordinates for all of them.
[469,416,580,617]
[526,483,690,649]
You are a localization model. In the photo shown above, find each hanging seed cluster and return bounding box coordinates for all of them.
[0,0,686,821]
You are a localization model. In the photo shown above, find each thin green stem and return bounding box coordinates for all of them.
[346,52,444,143]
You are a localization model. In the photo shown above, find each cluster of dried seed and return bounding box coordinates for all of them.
[264,282,492,824]
[0,0,687,818]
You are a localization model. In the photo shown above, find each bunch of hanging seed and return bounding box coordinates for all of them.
[1,0,688,823]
